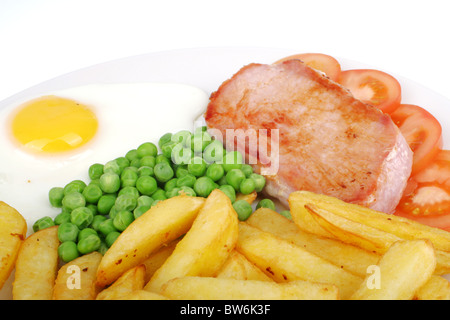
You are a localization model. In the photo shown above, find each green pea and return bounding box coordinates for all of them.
[57,222,79,242]
[250,173,266,193]
[105,231,121,248]
[136,175,158,196]
[133,205,151,219]
[130,158,141,168]
[164,178,179,192]
[175,165,189,178]
[138,166,154,177]
[279,210,292,220]
[137,142,158,158]
[125,149,140,162]
[54,211,71,225]
[161,140,179,159]
[176,174,196,188]
[151,189,167,201]
[193,176,215,198]
[158,132,173,149]
[222,151,243,173]
[256,198,276,211]
[188,157,207,177]
[239,178,255,195]
[113,210,135,232]
[206,163,224,181]
[171,144,192,165]
[32,216,55,232]
[154,162,174,183]
[103,159,122,175]
[62,191,86,211]
[121,167,138,187]
[151,199,161,207]
[78,228,98,242]
[115,157,130,172]
[241,164,253,178]
[98,218,118,236]
[115,194,137,212]
[203,140,225,164]
[166,187,181,198]
[189,131,212,153]
[82,183,103,204]
[99,172,121,193]
[171,130,192,146]
[232,200,253,221]
[219,184,236,203]
[91,215,107,232]
[97,194,117,215]
[226,169,246,192]
[88,162,104,180]
[109,205,118,219]
[58,241,79,263]
[70,206,94,229]
[140,155,156,168]
[63,180,87,195]
[179,186,196,197]
[118,186,140,199]
[87,204,98,216]
[155,154,171,165]
[98,241,109,255]
[48,187,64,208]
[137,195,154,207]
[217,175,228,186]
[77,234,101,254]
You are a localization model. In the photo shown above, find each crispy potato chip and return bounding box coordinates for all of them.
[289,191,450,252]
[0,202,27,290]
[216,250,273,281]
[415,275,450,300]
[236,222,363,299]
[97,265,146,300]
[12,226,59,300]
[161,276,338,300]
[96,195,205,287]
[235,191,257,204]
[145,189,238,293]
[350,240,436,300]
[142,239,179,283]
[53,251,102,300]
[246,208,380,278]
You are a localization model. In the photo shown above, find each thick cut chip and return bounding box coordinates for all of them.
[145,189,238,293]
[12,226,59,300]
[216,250,273,281]
[96,195,205,287]
[97,265,146,300]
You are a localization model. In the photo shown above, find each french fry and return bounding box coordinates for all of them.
[96,195,205,287]
[236,222,363,299]
[415,275,450,300]
[0,202,27,290]
[235,191,257,204]
[53,251,102,300]
[305,203,450,274]
[145,189,238,293]
[289,190,450,252]
[121,290,169,300]
[246,207,380,278]
[350,240,436,300]
[12,226,59,300]
[161,276,339,300]
[216,250,273,281]
[142,239,179,283]
[96,265,146,300]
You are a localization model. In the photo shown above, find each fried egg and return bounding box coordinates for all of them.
[0,82,209,233]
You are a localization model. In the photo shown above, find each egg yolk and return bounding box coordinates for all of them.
[10,95,98,154]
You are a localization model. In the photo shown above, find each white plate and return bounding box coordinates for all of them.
[1,47,449,299]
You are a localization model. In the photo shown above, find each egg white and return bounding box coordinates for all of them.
[0,82,209,234]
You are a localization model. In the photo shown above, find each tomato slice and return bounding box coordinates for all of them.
[338,69,402,114]
[390,104,443,175]
[274,53,341,82]
[394,149,450,231]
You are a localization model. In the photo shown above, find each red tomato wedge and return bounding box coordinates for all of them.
[394,150,450,231]
[274,53,341,82]
[338,69,402,114]
[390,104,443,175]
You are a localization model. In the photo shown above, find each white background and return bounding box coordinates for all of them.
[1,0,450,103]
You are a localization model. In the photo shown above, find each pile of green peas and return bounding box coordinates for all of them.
[32,126,286,263]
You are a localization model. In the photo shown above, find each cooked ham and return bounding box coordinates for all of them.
[205,59,413,214]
